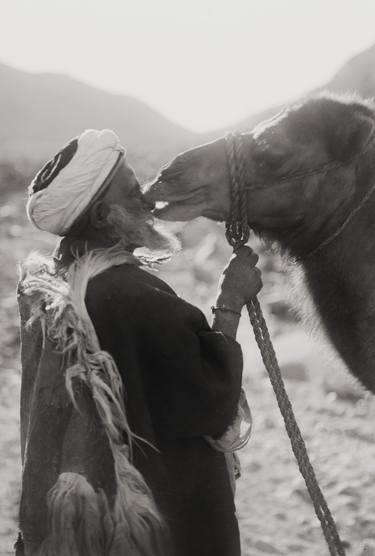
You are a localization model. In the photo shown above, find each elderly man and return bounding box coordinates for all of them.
[17,129,262,556]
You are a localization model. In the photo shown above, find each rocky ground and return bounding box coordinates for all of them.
[1,191,375,556]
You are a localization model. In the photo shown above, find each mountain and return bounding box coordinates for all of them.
[1,42,374,170]
[214,42,375,136]
[327,42,375,97]
[0,63,198,171]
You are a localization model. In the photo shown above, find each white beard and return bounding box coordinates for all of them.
[106,204,181,256]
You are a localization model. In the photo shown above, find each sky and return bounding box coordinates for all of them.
[1,0,375,132]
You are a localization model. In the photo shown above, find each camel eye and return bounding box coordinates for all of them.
[266,153,285,170]
[254,145,285,173]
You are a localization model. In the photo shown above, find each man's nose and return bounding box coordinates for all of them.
[142,195,156,211]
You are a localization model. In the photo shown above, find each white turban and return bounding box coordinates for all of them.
[27,129,125,235]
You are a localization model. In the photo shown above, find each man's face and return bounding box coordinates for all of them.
[100,159,178,253]
[103,159,152,217]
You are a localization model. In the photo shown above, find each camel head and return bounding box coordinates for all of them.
[145,137,230,222]
[145,94,375,257]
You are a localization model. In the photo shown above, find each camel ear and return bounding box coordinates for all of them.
[328,111,374,162]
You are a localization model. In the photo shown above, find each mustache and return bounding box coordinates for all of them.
[106,204,152,233]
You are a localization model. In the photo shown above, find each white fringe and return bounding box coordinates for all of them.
[20,247,165,556]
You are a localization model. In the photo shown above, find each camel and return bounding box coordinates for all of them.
[145,93,375,394]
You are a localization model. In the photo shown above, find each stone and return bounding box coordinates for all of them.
[323,378,365,403]
[360,540,375,556]
[253,539,283,554]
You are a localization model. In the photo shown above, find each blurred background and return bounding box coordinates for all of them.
[1,1,375,554]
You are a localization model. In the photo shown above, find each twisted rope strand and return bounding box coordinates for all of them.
[248,298,345,555]
[225,133,250,247]
[225,133,346,556]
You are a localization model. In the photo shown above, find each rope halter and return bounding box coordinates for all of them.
[224,132,250,249]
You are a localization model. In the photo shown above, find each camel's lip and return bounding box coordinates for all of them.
[152,201,169,211]
[202,209,226,221]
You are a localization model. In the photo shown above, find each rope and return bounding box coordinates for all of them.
[225,132,250,247]
[224,132,346,556]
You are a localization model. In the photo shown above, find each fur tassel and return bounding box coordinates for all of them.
[39,473,104,556]
[20,247,165,556]
[109,445,166,556]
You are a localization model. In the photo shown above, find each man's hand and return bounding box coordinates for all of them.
[217,246,262,312]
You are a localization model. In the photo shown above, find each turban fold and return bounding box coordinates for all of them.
[27,129,125,235]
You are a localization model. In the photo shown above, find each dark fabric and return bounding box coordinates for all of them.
[18,241,243,556]
[84,262,243,556]
[17,293,74,553]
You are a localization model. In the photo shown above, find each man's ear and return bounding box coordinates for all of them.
[89,201,110,229]
[328,110,375,162]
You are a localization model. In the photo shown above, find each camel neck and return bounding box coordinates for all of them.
[300,202,375,392]
[305,185,375,260]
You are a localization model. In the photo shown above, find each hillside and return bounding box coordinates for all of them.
[328,42,375,97]
[1,42,375,556]
[1,186,375,556]
[0,63,198,163]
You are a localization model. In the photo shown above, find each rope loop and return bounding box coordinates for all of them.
[225,132,250,249]
[224,133,346,556]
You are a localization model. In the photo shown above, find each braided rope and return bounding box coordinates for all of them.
[225,133,250,247]
[225,133,346,556]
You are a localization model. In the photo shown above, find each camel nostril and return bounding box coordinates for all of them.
[142,196,156,211]
[142,180,162,200]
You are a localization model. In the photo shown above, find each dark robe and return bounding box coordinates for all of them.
[18,239,243,556]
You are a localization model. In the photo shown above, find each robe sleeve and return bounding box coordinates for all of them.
[116,285,244,441]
